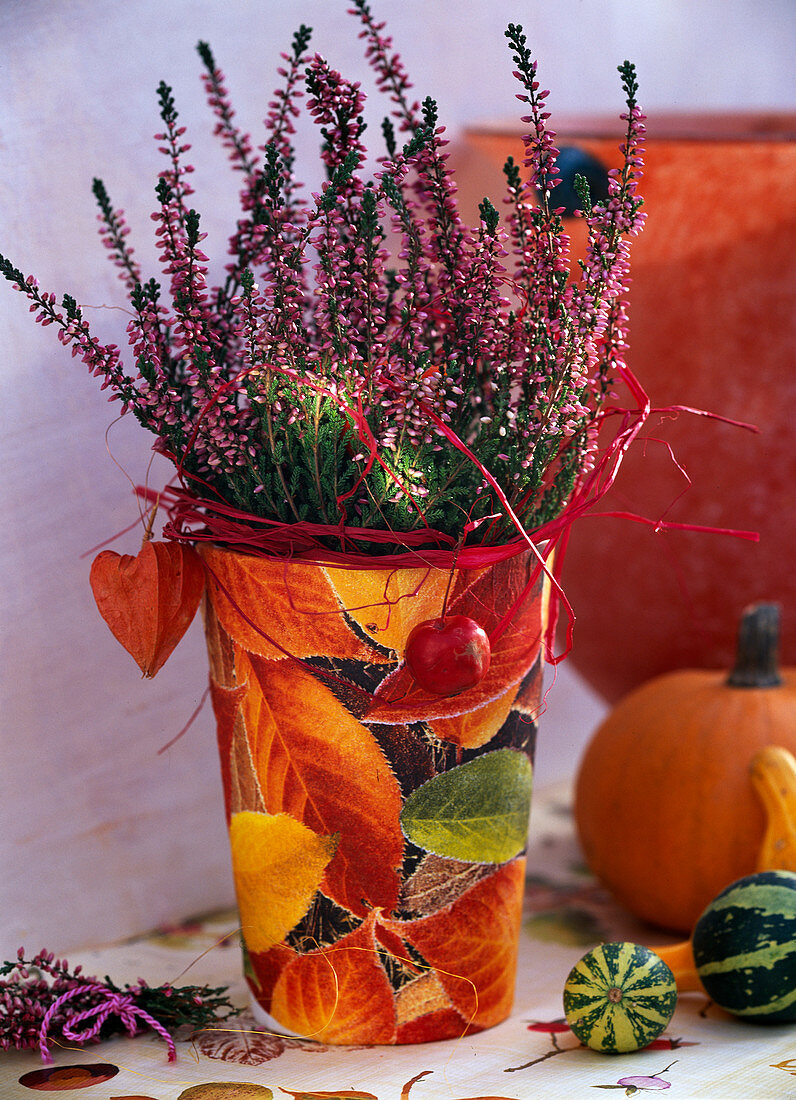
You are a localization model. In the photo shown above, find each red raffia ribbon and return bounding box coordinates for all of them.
[134,353,758,667]
[38,983,177,1063]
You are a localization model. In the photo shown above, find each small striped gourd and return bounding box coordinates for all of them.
[563,942,677,1053]
[692,869,796,1022]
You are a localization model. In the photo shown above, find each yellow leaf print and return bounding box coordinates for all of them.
[230,811,337,954]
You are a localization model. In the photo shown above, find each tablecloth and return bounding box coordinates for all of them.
[3,785,794,1099]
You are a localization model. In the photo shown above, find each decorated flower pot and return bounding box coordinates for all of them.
[201,544,549,1044]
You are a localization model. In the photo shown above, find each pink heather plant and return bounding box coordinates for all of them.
[0,2,646,556]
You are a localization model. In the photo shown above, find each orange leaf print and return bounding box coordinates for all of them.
[209,677,264,820]
[270,913,397,1044]
[204,592,237,688]
[323,563,448,654]
[365,554,544,726]
[280,1092,378,1100]
[380,859,526,1029]
[429,679,518,750]
[200,546,376,661]
[90,540,205,677]
[239,653,404,916]
[394,971,472,1043]
[246,941,296,1013]
[399,1068,525,1100]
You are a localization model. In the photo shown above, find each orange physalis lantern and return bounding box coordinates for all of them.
[89,540,205,677]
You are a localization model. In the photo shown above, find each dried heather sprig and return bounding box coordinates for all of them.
[0,949,234,1056]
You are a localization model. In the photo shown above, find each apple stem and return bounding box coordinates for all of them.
[439,537,463,623]
[142,498,160,546]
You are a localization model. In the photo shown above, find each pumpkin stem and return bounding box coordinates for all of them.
[727,602,783,688]
[650,939,704,994]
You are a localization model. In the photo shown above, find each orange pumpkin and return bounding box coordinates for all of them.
[574,603,796,933]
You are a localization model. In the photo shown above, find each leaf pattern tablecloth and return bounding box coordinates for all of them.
[3,784,795,1099]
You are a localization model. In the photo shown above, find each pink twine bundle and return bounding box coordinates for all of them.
[38,983,176,1063]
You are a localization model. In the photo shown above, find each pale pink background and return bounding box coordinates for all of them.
[1,1,793,958]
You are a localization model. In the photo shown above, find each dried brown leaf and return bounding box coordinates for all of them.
[399,853,492,916]
[195,1011,321,1065]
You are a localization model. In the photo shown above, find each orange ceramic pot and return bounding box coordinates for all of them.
[451,113,796,700]
[201,545,548,1044]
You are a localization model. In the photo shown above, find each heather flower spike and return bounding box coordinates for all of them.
[0,2,647,559]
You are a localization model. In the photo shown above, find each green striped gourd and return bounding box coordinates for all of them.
[692,869,796,1022]
[563,942,677,1053]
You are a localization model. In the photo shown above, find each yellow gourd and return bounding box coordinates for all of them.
[751,745,796,874]
[654,744,796,995]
